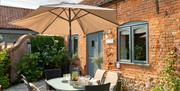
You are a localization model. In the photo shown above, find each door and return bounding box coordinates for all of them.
[87,32,103,76]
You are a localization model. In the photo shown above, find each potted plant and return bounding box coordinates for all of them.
[71,53,80,66]
[92,56,103,69]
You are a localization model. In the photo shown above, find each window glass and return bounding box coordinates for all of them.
[91,40,95,47]
[133,25,147,62]
[71,35,78,54]
[73,37,78,54]
[120,28,130,62]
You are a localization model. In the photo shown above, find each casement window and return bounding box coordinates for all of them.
[71,35,78,54]
[118,21,149,64]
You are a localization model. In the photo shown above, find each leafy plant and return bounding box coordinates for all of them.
[92,56,103,68]
[151,49,180,91]
[0,49,10,89]
[17,53,43,81]
[71,53,79,65]
[31,35,66,69]
[17,36,70,81]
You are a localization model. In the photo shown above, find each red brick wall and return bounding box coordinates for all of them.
[98,0,180,90]
[81,0,180,90]
[64,32,87,75]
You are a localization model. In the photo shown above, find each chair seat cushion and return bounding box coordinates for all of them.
[90,78,100,85]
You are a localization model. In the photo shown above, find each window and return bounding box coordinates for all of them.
[118,22,148,64]
[71,35,78,54]
[91,40,95,47]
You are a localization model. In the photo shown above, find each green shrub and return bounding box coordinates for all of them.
[0,76,9,89]
[17,36,71,81]
[0,49,10,89]
[17,53,43,81]
[31,35,67,68]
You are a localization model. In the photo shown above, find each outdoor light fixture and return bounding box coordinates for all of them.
[104,29,114,44]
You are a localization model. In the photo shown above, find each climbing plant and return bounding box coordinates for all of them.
[151,48,180,91]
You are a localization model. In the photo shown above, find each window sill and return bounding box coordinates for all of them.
[119,62,150,67]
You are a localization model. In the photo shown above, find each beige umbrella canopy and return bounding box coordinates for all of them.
[10,2,118,55]
[10,2,118,35]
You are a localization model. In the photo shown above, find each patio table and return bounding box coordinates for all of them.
[46,77,85,91]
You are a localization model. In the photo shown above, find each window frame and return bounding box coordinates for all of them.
[118,21,149,64]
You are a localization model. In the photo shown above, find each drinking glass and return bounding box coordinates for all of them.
[63,74,70,81]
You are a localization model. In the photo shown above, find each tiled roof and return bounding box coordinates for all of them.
[81,0,104,5]
[0,5,33,29]
[81,0,117,5]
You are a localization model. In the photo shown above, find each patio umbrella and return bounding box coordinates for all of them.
[10,2,118,55]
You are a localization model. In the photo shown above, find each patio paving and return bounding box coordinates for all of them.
[3,80,46,91]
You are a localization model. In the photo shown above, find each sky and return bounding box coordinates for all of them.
[0,0,83,9]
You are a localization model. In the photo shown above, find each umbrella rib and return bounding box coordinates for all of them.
[72,10,86,34]
[41,8,65,33]
[82,9,119,25]
[49,10,68,21]
[72,12,89,21]
[64,9,69,20]
[71,9,81,20]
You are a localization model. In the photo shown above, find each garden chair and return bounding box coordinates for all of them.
[21,77,40,91]
[104,71,119,91]
[44,69,62,90]
[21,74,44,91]
[44,69,62,80]
[85,83,110,91]
[0,85,1,91]
[93,69,106,84]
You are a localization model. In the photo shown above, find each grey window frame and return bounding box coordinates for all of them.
[118,21,149,64]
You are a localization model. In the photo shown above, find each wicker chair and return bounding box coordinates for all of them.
[85,83,110,91]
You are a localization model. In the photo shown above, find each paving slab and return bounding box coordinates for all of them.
[3,80,46,91]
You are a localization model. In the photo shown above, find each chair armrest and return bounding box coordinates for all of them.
[0,85,2,91]
[29,83,40,91]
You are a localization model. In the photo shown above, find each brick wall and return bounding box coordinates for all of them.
[8,35,32,83]
[99,0,180,90]
[80,0,180,90]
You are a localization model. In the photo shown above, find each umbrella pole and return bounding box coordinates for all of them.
[69,8,72,58]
